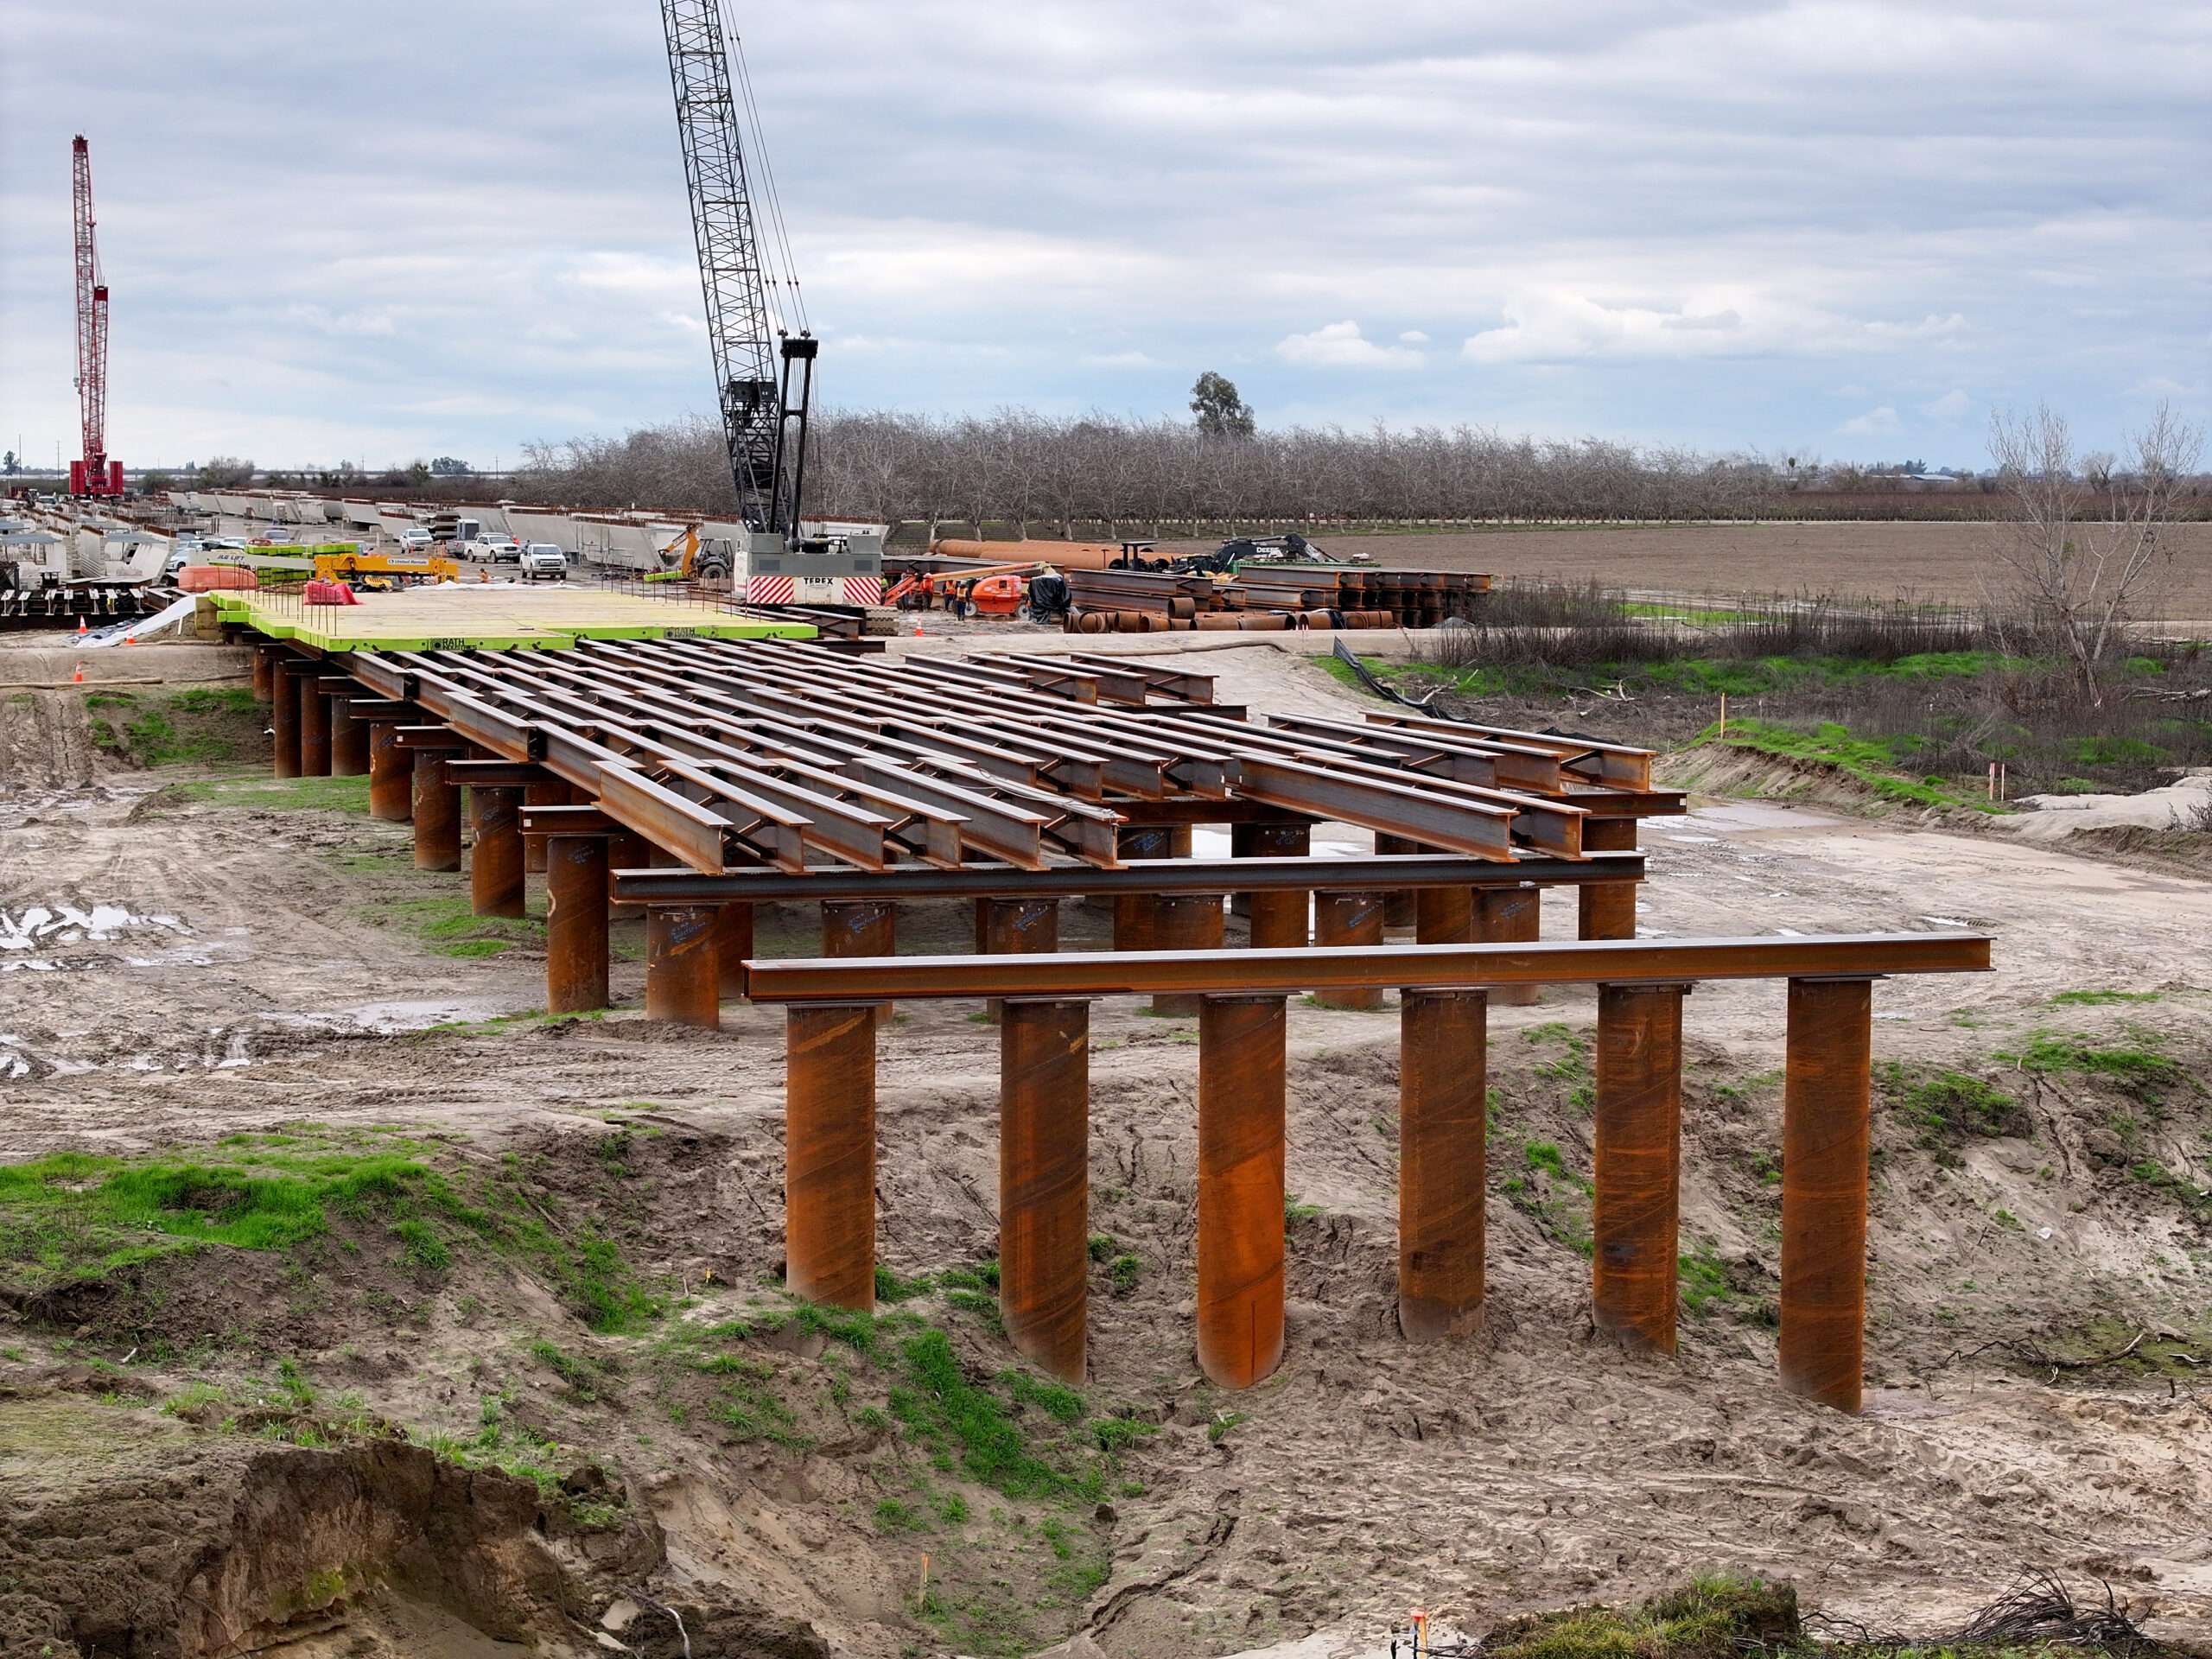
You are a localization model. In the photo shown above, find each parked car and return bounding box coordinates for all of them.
[518,544,569,581]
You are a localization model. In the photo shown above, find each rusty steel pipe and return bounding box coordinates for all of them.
[1476,886,1541,1007]
[1415,884,1475,944]
[544,834,610,1014]
[1376,832,1420,929]
[296,671,331,778]
[412,752,462,873]
[1233,822,1311,949]
[251,648,276,703]
[823,899,897,1026]
[646,904,721,1028]
[328,694,369,777]
[270,664,302,779]
[983,896,1060,1023]
[468,785,526,918]
[1592,983,1685,1353]
[1197,995,1288,1389]
[522,779,569,874]
[368,722,411,821]
[1000,998,1090,1382]
[715,901,754,998]
[1399,988,1488,1339]
[1578,818,1640,941]
[606,831,651,918]
[1313,891,1384,1010]
[1780,976,1874,1413]
[786,1003,879,1310]
[1113,825,1173,951]
[1151,893,1224,1017]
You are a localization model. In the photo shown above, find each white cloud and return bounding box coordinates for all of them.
[1274,321,1423,370]
[1921,390,1972,419]
[1397,330,1428,344]
[1840,406,1904,435]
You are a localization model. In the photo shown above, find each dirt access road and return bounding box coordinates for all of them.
[3,649,2212,1658]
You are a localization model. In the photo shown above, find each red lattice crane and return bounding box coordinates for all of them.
[71,136,123,498]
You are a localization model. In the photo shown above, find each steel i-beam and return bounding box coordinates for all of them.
[1197,994,1288,1389]
[1476,886,1541,1007]
[412,752,462,873]
[368,723,411,821]
[1313,891,1384,1010]
[469,786,525,918]
[1780,976,1874,1412]
[1592,982,1685,1351]
[1151,893,1224,1017]
[545,833,611,1014]
[1398,988,1488,1339]
[646,904,721,1028]
[786,1003,879,1310]
[1232,822,1311,948]
[1578,819,1640,940]
[1000,998,1090,1382]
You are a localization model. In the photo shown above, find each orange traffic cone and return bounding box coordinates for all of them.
[76,616,87,637]
[72,661,85,683]
[910,612,925,637]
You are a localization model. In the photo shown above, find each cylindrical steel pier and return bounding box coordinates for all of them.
[544,833,610,1014]
[1234,822,1311,949]
[1780,976,1874,1413]
[823,899,896,1025]
[1196,994,1288,1389]
[469,786,525,918]
[645,903,721,1028]
[1578,818,1640,940]
[1399,988,1488,1339]
[1151,893,1224,1016]
[1313,891,1384,1009]
[983,896,1059,1023]
[411,751,462,873]
[1000,998,1090,1382]
[367,722,410,821]
[522,779,569,873]
[270,663,302,779]
[786,1003,879,1310]
[606,831,650,918]
[297,674,332,778]
[1415,883,1475,944]
[1475,886,1541,1007]
[1592,982,1685,1352]
[251,648,276,703]
[1376,832,1420,929]
[1113,825,1173,950]
[328,693,369,777]
[715,901,754,998]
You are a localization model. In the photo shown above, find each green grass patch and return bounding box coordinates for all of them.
[373,895,543,958]
[1881,1065,2027,1162]
[887,1329,1107,1502]
[1704,718,2005,812]
[1485,1574,1799,1659]
[1677,1251,1735,1317]
[2050,989,2161,1007]
[170,772,374,814]
[1999,1030,2190,1100]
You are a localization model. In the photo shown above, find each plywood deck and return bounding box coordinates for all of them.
[207,584,815,652]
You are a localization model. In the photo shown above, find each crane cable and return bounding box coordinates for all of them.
[717,0,808,339]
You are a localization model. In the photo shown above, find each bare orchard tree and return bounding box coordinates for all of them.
[1987,402,2205,703]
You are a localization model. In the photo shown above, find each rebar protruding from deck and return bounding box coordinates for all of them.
[1475,886,1541,1007]
[823,899,897,1025]
[645,904,721,1028]
[715,901,754,998]
[328,693,368,777]
[1151,893,1224,1016]
[1000,998,1090,1382]
[786,1003,879,1310]
[1197,994,1287,1389]
[297,672,331,778]
[545,833,610,1014]
[412,752,462,873]
[522,779,569,873]
[271,662,302,779]
[368,722,410,821]
[1233,822,1311,948]
[1578,818,1641,941]
[983,897,1059,1023]
[1313,891,1384,1009]
[1399,988,1487,1339]
[1780,976,1874,1413]
[1592,983,1685,1352]
[1113,825,1173,950]
[469,786,525,918]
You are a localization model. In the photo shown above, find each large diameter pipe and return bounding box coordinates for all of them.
[1399,988,1487,1339]
[1376,833,1419,929]
[1780,976,1874,1413]
[715,901,754,998]
[1475,886,1541,1007]
[328,694,369,777]
[1592,983,1685,1352]
[983,896,1059,1023]
[251,647,276,703]
[606,831,650,918]
[1000,998,1090,1382]
[270,664,302,779]
[646,903,721,1028]
[786,1003,878,1310]
[469,785,525,918]
[522,779,569,873]
[545,834,610,1014]
[1151,893,1224,1017]
[297,672,331,778]
[1196,994,1287,1389]
[1233,822,1310,948]
[823,899,896,1026]
[1113,825,1173,951]
[1578,818,1640,941]
[930,537,1117,569]
[412,752,462,873]
[368,722,411,821]
[1313,891,1383,1009]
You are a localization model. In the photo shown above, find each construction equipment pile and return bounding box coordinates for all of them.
[1065,565,1490,633]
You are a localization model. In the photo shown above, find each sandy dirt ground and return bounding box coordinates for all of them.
[3,647,2212,1658]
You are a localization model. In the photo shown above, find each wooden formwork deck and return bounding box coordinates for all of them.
[207,584,815,652]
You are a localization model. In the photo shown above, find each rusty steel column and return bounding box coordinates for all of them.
[522,779,569,873]
[1475,885,1541,1007]
[328,693,369,777]
[411,751,462,872]
[367,722,410,821]
[1234,821,1311,949]
[1415,883,1475,944]
[1313,890,1384,1010]
[1592,983,1686,1353]
[1000,997,1090,1382]
[1399,988,1488,1340]
[1376,832,1419,929]
[983,896,1060,1023]
[544,833,610,1014]
[251,647,276,703]
[715,901,754,999]
[1113,824,1173,950]
[469,785,525,918]
[1197,994,1288,1389]
[823,899,897,1026]
[606,830,650,919]
[1150,893,1224,1017]
[645,904,721,1028]
[296,670,331,778]
[1781,976,1875,1414]
[270,663,302,779]
[1579,818,1641,940]
[786,1003,879,1310]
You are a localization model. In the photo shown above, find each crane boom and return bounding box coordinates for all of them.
[71,136,120,498]
[658,0,810,537]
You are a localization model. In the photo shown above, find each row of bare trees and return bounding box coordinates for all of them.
[518,412,1789,531]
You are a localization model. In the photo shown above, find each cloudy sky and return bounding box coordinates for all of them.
[0,0,2202,474]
